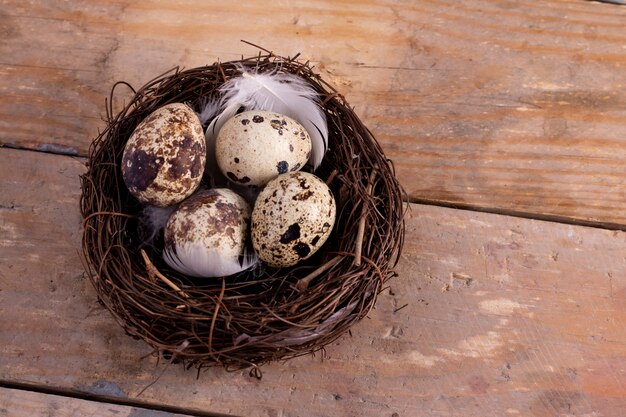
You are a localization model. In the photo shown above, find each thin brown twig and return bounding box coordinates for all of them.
[354,169,377,267]
[321,92,343,107]
[83,211,136,228]
[295,256,342,292]
[140,249,190,298]
[217,62,227,83]
[393,303,409,313]
[325,169,339,185]
[208,278,226,362]
[240,39,273,55]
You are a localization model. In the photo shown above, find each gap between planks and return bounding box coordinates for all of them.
[408,196,626,233]
[0,380,237,417]
[584,0,626,5]
[1,143,86,159]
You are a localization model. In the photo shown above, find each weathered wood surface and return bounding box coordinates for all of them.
[0,388,193,417]
[2,0,626,225]
[1,147,625,417]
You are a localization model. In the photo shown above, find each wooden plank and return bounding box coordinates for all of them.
[0,387,193,417]
[1,0,626,225]
[1,147,626,417]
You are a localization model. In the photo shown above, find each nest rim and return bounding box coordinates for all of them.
[80,51,405,373]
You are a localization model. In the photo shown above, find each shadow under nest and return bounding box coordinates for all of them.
[80,51,405,375]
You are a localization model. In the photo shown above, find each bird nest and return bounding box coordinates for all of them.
[80,51,405,375]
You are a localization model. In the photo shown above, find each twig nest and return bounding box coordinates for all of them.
[252,172,335,267]
[80,52,405,371]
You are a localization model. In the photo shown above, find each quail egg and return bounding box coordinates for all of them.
[215,110,311,187]
[163,188,254,277]
[122,103,206,207]
[251,172,336,267]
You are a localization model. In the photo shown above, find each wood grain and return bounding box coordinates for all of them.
[1,0,626,225]
[0,388,192,417]
[1,147,625,417]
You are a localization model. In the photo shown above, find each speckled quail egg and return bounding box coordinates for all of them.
[163,189,255,277]
[251,172,336,268]
[215,110,312,187]
[122,103,206,207]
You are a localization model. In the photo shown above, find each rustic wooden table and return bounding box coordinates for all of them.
[1,1,626,416]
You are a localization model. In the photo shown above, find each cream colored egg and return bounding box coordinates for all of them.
[163,189,252,277]
[122,103,206,207]
[251,172,336,267]
[216,110,312,187]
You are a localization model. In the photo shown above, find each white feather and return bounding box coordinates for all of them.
[164,243,258,278]
[205,66,328,169]
[197,100,224,187]
[140,205,177,246]
[196,96,221,126]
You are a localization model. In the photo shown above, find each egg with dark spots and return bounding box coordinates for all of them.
[163,189,252,277]
[216,110,311,187]
[251,172,336,267]
[122,103,205,207]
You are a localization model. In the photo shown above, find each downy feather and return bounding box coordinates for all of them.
[195,97,223,187]
[203,66,328,169]
[139,205,177,247]
[164,242,258,278]
[196,96,221,126]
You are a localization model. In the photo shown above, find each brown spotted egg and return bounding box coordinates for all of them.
[164,189,251,277]
[251,172,336,268]
[215,110,312,187]
[122,103,206,207]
